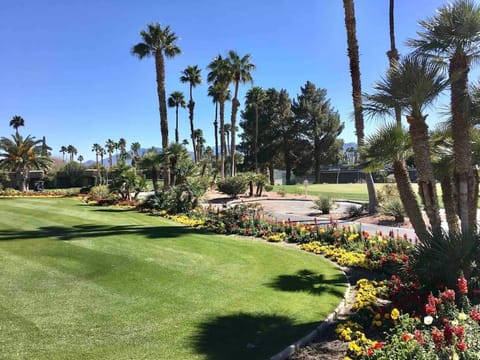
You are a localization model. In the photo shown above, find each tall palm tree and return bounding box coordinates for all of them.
[245,86,266,173]
[207,85,220,162]
[208,55,232,180]
[194,129,205,161]
[130,141,141,168]
[0,134,52,192]
[77,155,84,164]
[92,143,101,167]
[117,138,127,166]
[167,91,186,144]
[131,22,181,189]
[180,65,202,162]
[363,124,430,240]
[387,0,401,125]
[364,55,449,235]
[60,146,68,162]
[226,50,255,176]
[105,139,116,168]
[67,145,77,162]
[9,115,25,136]
[408,0,480,234]
[343,0,379,213]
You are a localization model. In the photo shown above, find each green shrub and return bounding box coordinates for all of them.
[264,184,273,192]
[0,188,20,196]
[347,204,365,218]
[276,188,286,197]
[377,183,399,203]
[312,196,335,214]
[141,183,201,214]
[217,176,247,198]
[89,185,110,201]
[380,198,405,222]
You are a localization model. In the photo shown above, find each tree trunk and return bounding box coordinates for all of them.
[387,0,401,125]
[155,50,170,189]
[175,105,179,144]
[450,52,478,234]
[407,115,442,234]
[255,106,259,173]
[219,99,226,180]
[214,102,219,162]
[343,0,379,213]
[230,81,240,176]
[268,163,274,185]
[189,92,197,163]
[393,160,430,241]
[314,134,320,184]
[439,174,460,233]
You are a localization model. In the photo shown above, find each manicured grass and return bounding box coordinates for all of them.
[0,198,346,360]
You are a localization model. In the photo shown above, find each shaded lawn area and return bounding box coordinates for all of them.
[0,198,346,360]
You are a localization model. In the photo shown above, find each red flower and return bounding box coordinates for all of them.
[456,342,467,352]
[432,328,444,349]
[414,330,425,344]
[457,276,468,295]
[453,325,464,339]
[440,289,455,302]
[425,303,436,316]
[401,333,413,341]
[443,325,453,345]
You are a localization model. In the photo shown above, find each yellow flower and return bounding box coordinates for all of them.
[391,308,400,321]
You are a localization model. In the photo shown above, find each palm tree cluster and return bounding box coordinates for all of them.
[361,0,480,239]
[59,145,78,162]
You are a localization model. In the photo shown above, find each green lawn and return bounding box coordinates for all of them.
[0,198,346,360]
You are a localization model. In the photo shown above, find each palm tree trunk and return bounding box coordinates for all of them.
[450,52,478,233]
[230,81,240,176]
[214,102,219,162]
[255,106,259,173]
[175,105,179,144]
[152,168,159,195]
[439,174,460,233]
[189,90,197,163]
[343,0,379,213]
[219,99,226,180]
[393,160,430,241]
[155,50,170,189]
[387,0,401,125]
[407,115,442,234]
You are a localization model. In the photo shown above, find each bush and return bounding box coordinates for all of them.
[276,188,286,197]
[348,204,365,218]
[380,198,405,222]
[141,183,201,214]
[377,183,399,203]
[0,188,20,196]
[312,196,335,214]
[264,184,273,192]
[88,185,110,201]
[217,176,247,198]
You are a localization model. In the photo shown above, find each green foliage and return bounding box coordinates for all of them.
[377,183,400,203]
[312,196,335,214]
[108,166,146,200]
[217,175,247,198]
[88,185,110,201]
[380,198,406,222]
[141,183,204,214]
[408,231,480,292]
[59,161,85,187]
[347,204,365,218]
[264,184,273,192]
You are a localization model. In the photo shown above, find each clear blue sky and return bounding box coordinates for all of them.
[0,0,471,160]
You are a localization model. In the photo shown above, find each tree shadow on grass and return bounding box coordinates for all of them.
[191,312,318,360]
[0,224,207,241]
[266,269,346,297]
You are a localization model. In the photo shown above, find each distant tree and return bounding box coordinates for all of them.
[226,50,255,176]
[60,146,68,162]
[207,55,232,179]
[118,138,128,166]
[245,86,266,173]
[41,136,51,157]
[0,134,52,191]
[131,22,181,189]
[139,148,163,194]
[77,155,84,164]
[105,139,116,168]
[130,141,141,168]
[67,145,77,162]
[167,91,186,144]
[92,143,101,167]
[194,129,205,161]
[180,65,202,162]
[9,115,25,136]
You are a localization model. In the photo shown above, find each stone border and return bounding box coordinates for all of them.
[269,261,352,360]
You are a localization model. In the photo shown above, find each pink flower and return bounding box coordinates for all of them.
[457,276,468,295]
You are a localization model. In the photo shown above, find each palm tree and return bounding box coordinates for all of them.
[363,124,430,240]
[226,51,255,176]
[117,138,128,166]
[387,0,401,125]
[0,134,52,192]
[245,86,266,173]
[131,22,181,189]
[408,0,480,234]
[67,145,77,162]
[343,0,379,213]
[224,123,231,157]
[208,55,232,180]
[139,149,163,194]
[167,91,186,144]
[60,146,68,162]
[364,55,449,235]
[194,129,205,161]
[180,65,202,162]
[9,115,25,136]
[92,143,101,167]
[130,141,141,168]
[77,155,84,164]
[105,139,116,168]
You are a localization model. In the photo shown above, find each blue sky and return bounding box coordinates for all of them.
[0,0,471,160]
